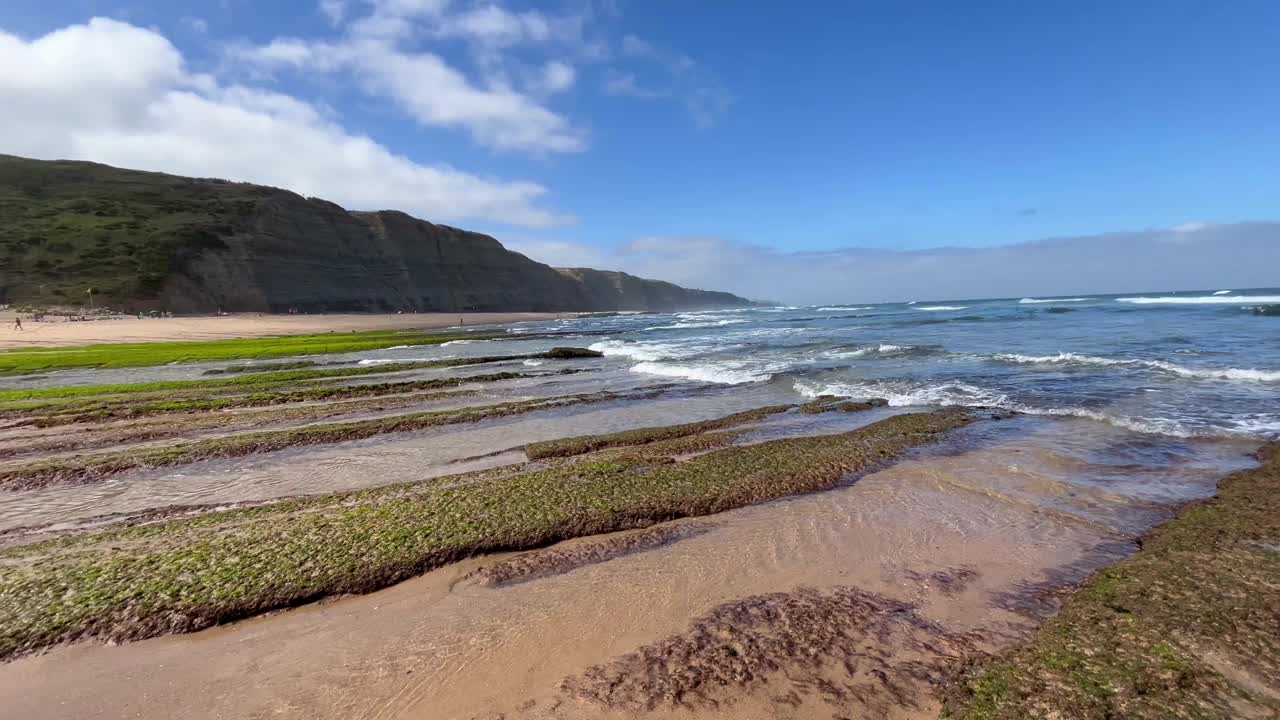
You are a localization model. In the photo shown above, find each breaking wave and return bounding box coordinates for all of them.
[792,379,1230,438]
[990,352,1280,382]
[630,360,779,385]
[645,319,750,330]
[824,344,919,359]
[1116,295,1280,305]
[1019,297,1092,304]
[915,305,968,312]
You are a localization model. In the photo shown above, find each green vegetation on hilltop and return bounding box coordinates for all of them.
[943,444,1280,720]
[0,154,752,313]
[0,155,273,306]
[0,409,973,659]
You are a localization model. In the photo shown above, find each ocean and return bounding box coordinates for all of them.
[506,288,1280,440]
[4,288,1279,718]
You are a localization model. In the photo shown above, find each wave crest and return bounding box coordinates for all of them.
[630,360,777,385]
[990,352,1280,382]
[1116,295,1280,305]
[792,378,1216,438]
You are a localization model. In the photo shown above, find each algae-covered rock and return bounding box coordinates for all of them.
[540,347,605,359]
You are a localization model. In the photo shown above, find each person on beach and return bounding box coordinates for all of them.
[12,316,22,331]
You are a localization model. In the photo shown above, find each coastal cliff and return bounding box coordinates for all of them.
[0,155,752,313]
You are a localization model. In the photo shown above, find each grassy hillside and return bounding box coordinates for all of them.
[0,154,267,307]
[0,155,753,313]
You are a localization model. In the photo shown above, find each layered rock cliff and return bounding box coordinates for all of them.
[0,155,752,313]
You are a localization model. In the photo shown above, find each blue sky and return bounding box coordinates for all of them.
[3,1,1279,300]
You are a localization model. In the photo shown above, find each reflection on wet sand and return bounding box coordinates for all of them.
[0,415,1256,719]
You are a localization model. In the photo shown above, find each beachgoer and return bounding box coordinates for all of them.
[12,316,22,331]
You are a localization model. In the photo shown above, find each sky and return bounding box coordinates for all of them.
[3,1,1279,302]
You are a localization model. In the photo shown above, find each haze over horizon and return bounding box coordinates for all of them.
[4,1,1278,303]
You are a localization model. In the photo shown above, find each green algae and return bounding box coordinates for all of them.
[13,370,559,426]
[0,408,973,659]
[0,330,509,375]
[0,392,609,489]
[524,405,795,460]
[0,349,589,404]
[942,443,1280,720]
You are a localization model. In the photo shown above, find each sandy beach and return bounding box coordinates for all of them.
[0,311,575,349]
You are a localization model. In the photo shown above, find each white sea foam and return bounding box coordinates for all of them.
[816,306,873,312]
[1227,416,1280,438]
[827,343,913,359]
[990,352,1280,382]
[630,360,776,385]
[645,319,750,330]
[1018,297,1091,304]
[385,345,411,350]
[793,379,1198,437]
[1116,295,1280,305]
[915,305,968,311]
[588,340,676,362]
[357,358,423,366]
[441,339,476,346]
[522,359,544,366]
[794,378,1005,408]
[1212,290,1232,295]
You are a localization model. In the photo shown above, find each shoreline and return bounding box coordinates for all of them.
[0,312,1273,717]
[0,311,580,350]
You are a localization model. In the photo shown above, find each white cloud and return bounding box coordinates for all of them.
[236,37,317,67]
[536,60,576,94]
[236,2,587,153]
[181,17,209,34]
[509,223,1280,304]
[1,18,570,228]
[603,69,664,99]
[619,34,653,56]
[436,4,552,47]
[319,0,347,25]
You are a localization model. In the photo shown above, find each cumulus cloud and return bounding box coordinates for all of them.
[233,0,587,154]
[0,18,570,227]
[509,223,1280,304]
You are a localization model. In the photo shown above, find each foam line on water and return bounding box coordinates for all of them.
[1116,295,1280,305]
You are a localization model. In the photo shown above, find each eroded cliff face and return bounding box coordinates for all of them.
[0,155,753,313]
[159,198,588,313]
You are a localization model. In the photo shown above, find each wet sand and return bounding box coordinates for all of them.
[0,416,1257,719]
[0,311,578,349]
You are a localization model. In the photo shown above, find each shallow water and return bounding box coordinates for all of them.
[10,289,1276,438]
[2,291,1274,718]
[535,289,1280,439]
[0,381,800,533]
[0,415,1258,719]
